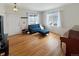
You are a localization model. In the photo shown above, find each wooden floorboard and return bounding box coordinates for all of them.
[8,32,63,56]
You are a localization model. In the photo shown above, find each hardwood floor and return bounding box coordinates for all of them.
[8,32,63,56]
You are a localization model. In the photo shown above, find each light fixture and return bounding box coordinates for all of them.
[13,3,18,12]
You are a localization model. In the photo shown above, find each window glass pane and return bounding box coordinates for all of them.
[47,11,61,27]
[28,14,39,25]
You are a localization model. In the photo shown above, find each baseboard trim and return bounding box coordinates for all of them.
[8,33,22,38]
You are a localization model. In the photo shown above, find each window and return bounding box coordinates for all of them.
[28,14,39,25]
[47,11,61,27]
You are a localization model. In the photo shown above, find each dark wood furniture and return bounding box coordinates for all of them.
[60,30,79,56]
[0,34,8,56]
[0,16,8,56]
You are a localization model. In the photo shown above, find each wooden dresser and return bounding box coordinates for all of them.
[61,30,79,56]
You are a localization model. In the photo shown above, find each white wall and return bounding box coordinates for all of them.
[40,11,48,26]
[61,4,79,27]
[5,13,21,36]
[5,4,41,36]
[41,4,79,36]
[0,4,22,36]
[60,3,79,36]
[5,6,28,36]
[2,3,79,36]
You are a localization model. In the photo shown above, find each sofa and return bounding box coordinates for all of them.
[28,24,49,35]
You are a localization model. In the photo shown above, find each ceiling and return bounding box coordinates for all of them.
[7,3,67,11]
